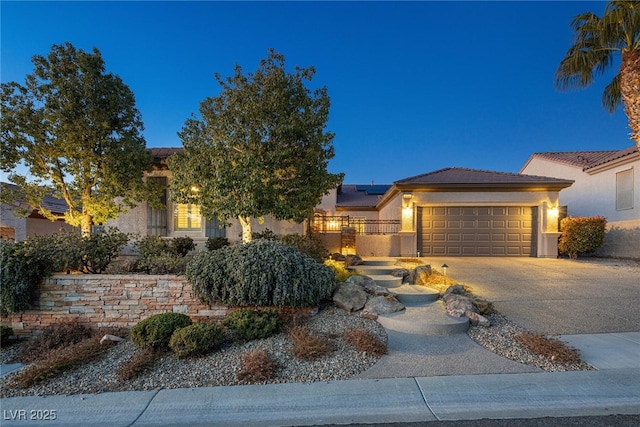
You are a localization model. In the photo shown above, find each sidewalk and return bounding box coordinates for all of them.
[1,369,638,426]
[1,332,639,427]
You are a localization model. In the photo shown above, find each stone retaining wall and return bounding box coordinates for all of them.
[1,274,229,337]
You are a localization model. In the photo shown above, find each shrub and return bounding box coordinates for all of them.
[206,237,230,251]
[237,348,277,383]
[343,328,387,356]
[79,227,130,273]
[1,325,14,344]
[134,235,191,274]
[515,332,581,364]
[289,325,332,360]
[0,232,81,313]
[222,309,280,342]
[170,236,195,257]
[130,313,192,350]
[559,216,607,259]
[323,259,355,282]
[19,320,93,363]
[12,336,110,388]
[169,322,225,358]
[252,228,279,241]
[187,240,335,307]
[117,348,160,382]
[280,233,328,263]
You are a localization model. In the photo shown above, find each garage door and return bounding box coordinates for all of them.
[417,206,537,256]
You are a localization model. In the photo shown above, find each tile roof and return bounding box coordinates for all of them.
[336,184,391,207]
[527,145,638,171]
[149,147,183,159]
[394,167,573,187]
[1,183,70,214]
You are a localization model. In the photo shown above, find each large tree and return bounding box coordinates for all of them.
[170,50,343,243]
[1,42,154,235]
[555,1,640,150]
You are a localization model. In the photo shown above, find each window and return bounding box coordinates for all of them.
[616,168,634,210]
[174,203,202,231]
[206,217,226,238]
[351,217,366,234]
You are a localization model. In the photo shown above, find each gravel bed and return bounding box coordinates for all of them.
[0,306,387,398]
[1,303,596,398]
[467,310,595,372]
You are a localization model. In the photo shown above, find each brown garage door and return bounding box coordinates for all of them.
[417,206,537,256]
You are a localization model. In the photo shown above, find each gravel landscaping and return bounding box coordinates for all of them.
[0,302,594,398]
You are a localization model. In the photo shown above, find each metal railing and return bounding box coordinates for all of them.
[312,215,400,235]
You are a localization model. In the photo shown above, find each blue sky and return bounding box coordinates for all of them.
[1,1,631,185]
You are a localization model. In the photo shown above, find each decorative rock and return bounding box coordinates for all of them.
[360,310,379,321]
[465,310,491,327]
[344,254,363,267]
[332,283,368,312]
[330,253,346,262]
[100,334,126,345]
[410,265,432,285]
[472,297,494,315]
[363,296,405,315]
[390,268,410,283]
[345,275,395,297]
[441,285,492,327]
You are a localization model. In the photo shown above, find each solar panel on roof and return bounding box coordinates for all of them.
[354,185,391,195]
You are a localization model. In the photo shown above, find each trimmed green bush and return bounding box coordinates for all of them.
[170,236,195,257]
[187,240,335,307]
[0,236,61,313]
[205,237,230,251]
[130,313,192,350]
[559,216,607,259]
[1,326,14,344]
[134,235,191,274]
[169,322,225,358]
[78,227,130,273]
[222,309,280,341]
[280,233,328,263]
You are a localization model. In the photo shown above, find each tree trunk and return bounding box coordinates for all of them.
[620,49,640,151]
[238,215,252,243]
[81,214,93,237]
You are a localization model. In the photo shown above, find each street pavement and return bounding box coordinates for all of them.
[1,257,639,426]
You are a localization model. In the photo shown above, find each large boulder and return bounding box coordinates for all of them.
[442,285,491,327]
[410,265,432,285]
[344,254,363,267]
[332,282,368,312]
[363,296,405,316]
[346,275,395,297]
[391,268,410,283]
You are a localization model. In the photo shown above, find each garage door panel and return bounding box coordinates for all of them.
[418,206,537,257]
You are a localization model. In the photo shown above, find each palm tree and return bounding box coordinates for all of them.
[555,1,640,150]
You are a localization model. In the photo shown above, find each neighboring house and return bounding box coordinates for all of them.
[0,183,75,242]
[107,148,304,247]
[521,145,640,259]
[315,168,573,258]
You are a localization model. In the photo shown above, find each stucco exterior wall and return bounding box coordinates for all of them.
[522,157,639,259]
[1,203,27,241]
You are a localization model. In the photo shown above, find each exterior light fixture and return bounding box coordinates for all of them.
[442,263,448,284]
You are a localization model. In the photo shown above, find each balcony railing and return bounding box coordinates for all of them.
[312,215,400,235]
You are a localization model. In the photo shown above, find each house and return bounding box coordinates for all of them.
[111,148,574,258]
[0,183,75,242]
[107,148,305,247]
[315,168,573,258]
[520,145,639,259]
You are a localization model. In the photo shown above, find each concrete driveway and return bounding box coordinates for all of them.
[422,257,640,335]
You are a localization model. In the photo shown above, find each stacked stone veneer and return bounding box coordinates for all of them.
[1,274,229,337]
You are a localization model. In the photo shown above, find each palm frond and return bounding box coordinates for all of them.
[602,74,622,113]
[603,0,640,51]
